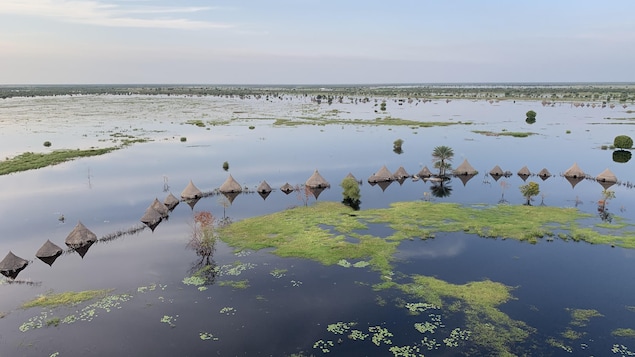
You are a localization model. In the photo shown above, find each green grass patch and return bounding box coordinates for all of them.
[612,328,635,338]
[472,130,536,138]
[21,289,114,309]
[567,308,603,327]
[0,148,120,175]
[273,116,470,128]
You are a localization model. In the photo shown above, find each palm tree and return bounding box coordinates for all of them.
[431,145,454,177]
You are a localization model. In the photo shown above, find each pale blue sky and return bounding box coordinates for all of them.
[1,0,634,84]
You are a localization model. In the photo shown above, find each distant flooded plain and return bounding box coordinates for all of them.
[1,89,635,356]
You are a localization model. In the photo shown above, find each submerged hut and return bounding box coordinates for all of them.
[517,166,531,176]
[280,183,294,194]
[564,163,585,178]
[219,174,243,193]
[417,166,432,178]
[489,165,504,177]
[181,180,203,200]
[140,206,163,231]
[596,168,618,189]
[36,240,63,266]
[454,159,478,176]
[65,221,97,249]
[0,251,29,279]
[164,193,180,210]
[151,198,169,217]
[368,165,394,183]
[305,170,330,188]
[393,166,411,180]
[537,168,552,180]
[257,180,272,193]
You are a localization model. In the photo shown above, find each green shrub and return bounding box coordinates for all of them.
[613,150,632,163]
[222,161,229,171]
[614,135,633,149]
[249,126,255,130]
[180,137,187,142]
[526,110,537,120]
[43,141,52,147]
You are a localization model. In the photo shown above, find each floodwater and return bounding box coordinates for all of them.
[0,93,634,356]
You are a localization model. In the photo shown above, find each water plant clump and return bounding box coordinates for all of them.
[327,321,357,335]
[0,148,119,176]
[21,289,114,309]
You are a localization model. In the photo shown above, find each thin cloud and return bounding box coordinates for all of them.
[0,0,233,30]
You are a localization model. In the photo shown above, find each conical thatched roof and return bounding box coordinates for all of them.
[345,172,359,183]
[257,180,272,193]
[140,206,163,226]
[164,193,180,210]
[393,166,410,180]
[417,166,432,178]
[280,183,294,194]
[36,240,63,259]
[454,159,478,175]
[181,180,202,199]
[306,170,330,188]
[564,162,585,178]
[368,165,394,183]
[489,165,504,176]
[596,168,617,183]
[517,166,531,176]
[0,251,29,277]
[151,198,169,217]
[65,221,97,248]
[537,168,552,179]
[219,174,243,193]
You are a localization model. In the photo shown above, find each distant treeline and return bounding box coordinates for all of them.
[1,83,635,102]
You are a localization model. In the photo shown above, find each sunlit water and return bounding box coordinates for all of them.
[0,94,634,356]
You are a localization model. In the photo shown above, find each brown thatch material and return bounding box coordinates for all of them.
[280,183,294,194]
[393,166,410,180]
[141,206,163,226]
[564,162,585,178]
[489,165,504,176]
[345,172,359,183]
[517,166,531,176]
[537,168,552,178]
[308,186,326,199]
[181,180,202,199]
[454,159,478,175]
[257,180,272,193]
[258,191,271,200]
[151,198,169,217]
[417,166,432,178]
[36,240,63,259]
[219,174,243,193]
[164,193,180,210]
[368,165,394,183]
[0,251,29,278]
[565,176,584,189]
[596,168,617,183]
[305,170,330,188]
[375,180,392,192]
[457,174,476,186]
[65,221,97,248]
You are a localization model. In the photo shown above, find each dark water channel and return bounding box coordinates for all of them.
[1,95,635,356]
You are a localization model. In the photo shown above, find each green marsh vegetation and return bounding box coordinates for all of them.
[0,148,119,175]
[21,289,114,309]
[472,130,536,138]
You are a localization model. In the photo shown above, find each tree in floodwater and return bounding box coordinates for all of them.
[519,182,540,205]
[431,145,454,177]
[340,176,361,210]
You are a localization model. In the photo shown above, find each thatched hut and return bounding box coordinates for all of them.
[393,166,411,180]
[164,193,180,210]
[0,251,29,279]
[596,168,618,189]
[181,180,203,199]
[140,206,163,230]
[151,198,169,217]
[489,165,504,177]
[280,183,294,194]
[417,166,432,178]
[454,159,478,176]
[306,170,330,188]
[564,163,585,178]
[220,174,243,193]
[65,221,97,248]
[257,180,272,193]
[344,172,360,184]
[368,165,394,183]
[517,166,531,176]
[36,240,63,266]
[537,168,552,180]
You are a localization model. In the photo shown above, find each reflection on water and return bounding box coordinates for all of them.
[1,95,635,356]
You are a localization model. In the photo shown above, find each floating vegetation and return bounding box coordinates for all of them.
[547,338,573,353]
[337,259,371,268]
[443,328,471,347]
[567,308,604,327]
[313,339,334,353]
[137,283,167,293]
[218,279,250,289]
[161,315,177,328]
[612,344,635,355]
[348,329,368,341]
[613,328,635,338]
[20,293,132,332]
[290,280,303,287]
[369,326,394,346]
[216,261,257,276]
[199,332,219,341]
[219,307,236,315]
[21,289,114,309]
[327,321,357,335]
[405,302,439,315]
[269,268,287,278]
[182,275,206,287]
[0,147,122,175]
[472,130,536,138]
[388,345,421,356]
[562,328,584,340]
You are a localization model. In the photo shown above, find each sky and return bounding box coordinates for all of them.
[1,0,634,85]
